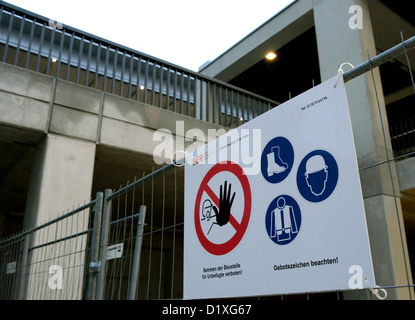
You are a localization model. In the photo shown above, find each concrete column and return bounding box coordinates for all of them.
[23,133,96,299]
[313,0,413,299]
[24,134,96,228]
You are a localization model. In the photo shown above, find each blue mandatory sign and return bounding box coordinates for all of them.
[265,195,301,245]
[297,150,339,203]
[261,137,294,184]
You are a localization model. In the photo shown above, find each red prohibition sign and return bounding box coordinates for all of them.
[194,161,252,256]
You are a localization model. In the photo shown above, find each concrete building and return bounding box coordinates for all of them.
[0,0,414,299]
[0,0,276,300]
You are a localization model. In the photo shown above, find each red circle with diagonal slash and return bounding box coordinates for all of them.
[194,161,252,256]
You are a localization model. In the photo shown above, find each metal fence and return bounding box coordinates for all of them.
[95,166,184,300]
[0,165,184,300]
[0,1,278,129]
[343,34,415,160]
[0,199,99,299]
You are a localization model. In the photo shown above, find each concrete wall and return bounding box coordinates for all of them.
[0,62,223,153]
[0,62,223,228]
[397,158,415,192]
[200,0,314,82]
[313,0,413,299]
[0,61,226,299]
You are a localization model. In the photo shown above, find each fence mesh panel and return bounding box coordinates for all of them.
[0,201,96,300]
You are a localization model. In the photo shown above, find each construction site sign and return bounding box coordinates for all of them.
[183,75,375,299]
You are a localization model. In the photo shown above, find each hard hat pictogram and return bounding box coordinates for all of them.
[297,150,339,203]
[305,155,328,175]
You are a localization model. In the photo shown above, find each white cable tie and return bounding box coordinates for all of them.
[369,286,388,300]
[334,62,355,88]
[171,150,187,167]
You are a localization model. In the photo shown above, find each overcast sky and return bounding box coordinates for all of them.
[5,0,294,71]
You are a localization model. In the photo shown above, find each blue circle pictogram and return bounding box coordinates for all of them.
[261,137,294,184]
[297,150,339,203]
[265,195,301,245]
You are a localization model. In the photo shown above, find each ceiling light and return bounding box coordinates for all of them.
[266,52,277,61]
[51,57,57,63]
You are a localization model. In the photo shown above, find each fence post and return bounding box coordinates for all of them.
[86,192,103,300]
[95,189,112,300]
[17,235,29,300]
[128,205,147,300]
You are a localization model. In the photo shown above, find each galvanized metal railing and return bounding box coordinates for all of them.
[390,115,415,157]
[2,1,415,153]
[0,1,279,129]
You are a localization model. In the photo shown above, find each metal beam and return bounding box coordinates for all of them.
[343,35,415,83]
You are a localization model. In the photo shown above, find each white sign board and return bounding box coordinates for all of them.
[183,76,375,299]
[106,243,124,260]
[6,261,16,274]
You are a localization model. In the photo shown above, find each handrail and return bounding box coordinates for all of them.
[0,1,279,128]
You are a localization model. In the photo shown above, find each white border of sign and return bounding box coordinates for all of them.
[184,75,375,299]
